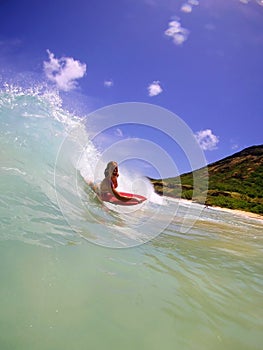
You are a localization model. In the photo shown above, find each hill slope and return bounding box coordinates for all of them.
[150,145,263,214]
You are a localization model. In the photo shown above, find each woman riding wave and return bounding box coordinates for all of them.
[99,161,141,203]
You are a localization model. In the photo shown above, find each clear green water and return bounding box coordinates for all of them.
[1,212,262,350]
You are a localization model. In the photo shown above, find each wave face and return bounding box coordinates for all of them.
[0,87,82,247]
[0,86,167,248]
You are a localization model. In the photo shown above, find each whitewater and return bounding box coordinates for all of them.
[0,87,262,350]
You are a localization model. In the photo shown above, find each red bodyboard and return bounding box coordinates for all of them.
[100,192,147,206]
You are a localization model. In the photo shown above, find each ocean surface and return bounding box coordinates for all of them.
[0,87,262,350]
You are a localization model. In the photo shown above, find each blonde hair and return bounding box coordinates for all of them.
[104,161,118,177]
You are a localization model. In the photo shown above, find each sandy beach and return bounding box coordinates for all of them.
[206,205,263,222]
[165,196,263,223]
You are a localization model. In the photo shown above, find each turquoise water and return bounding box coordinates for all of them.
[0,88,262,350]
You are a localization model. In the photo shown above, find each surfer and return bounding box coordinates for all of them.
[100,161,142,203]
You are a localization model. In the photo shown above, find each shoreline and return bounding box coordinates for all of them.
[165,196,263,222]
[206,205,263,222]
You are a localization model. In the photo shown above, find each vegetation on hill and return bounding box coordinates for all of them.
[149,145,263,214]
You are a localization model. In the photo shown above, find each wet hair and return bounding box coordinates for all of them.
[104,161,118,177]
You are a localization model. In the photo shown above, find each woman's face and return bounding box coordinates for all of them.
[112,167,118,176]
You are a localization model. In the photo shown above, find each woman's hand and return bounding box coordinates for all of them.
[134,197,143,204]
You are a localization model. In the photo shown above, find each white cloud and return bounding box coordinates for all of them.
[43,50,86,91]
[188,0,199,6]
[231,143,239,150]
[104,79,114,87]
[115,128,123,137]
[230,139,239,150]
[181,3,192,13]
[164,19,189,45]
[195,129,219,151]
[240,0,262,4]
[148,81,163,97]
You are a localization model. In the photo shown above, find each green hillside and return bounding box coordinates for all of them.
[150,145,263,214]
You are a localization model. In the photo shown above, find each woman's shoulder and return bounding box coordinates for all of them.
[100,177,111,192]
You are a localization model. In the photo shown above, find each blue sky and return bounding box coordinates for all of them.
[0,0,263,177]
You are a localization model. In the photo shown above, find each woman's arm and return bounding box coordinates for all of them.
[111,184,142,203]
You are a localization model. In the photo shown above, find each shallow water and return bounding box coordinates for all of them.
[0,211,262,350]
[0,88,262,350]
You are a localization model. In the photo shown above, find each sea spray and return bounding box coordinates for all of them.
[0,85,91,246]
[0,85,162,248]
